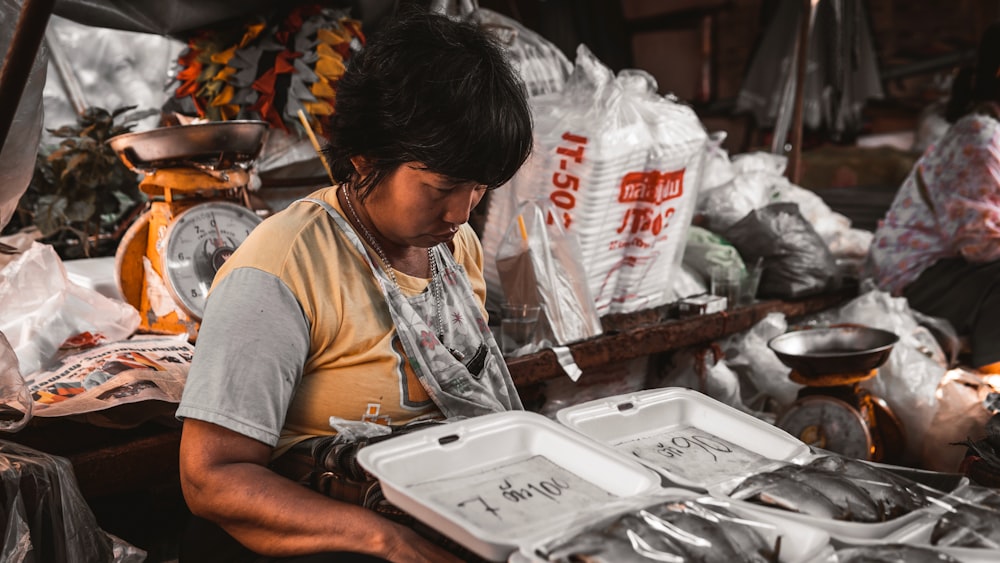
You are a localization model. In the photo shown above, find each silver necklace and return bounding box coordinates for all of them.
[341,186,450,348]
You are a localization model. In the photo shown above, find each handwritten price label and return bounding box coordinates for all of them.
[617,425,769,483]
[408,455,614,534]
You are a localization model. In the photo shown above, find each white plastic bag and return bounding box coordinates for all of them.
[482,45,707,315]
[494,199,602,347]
[0,332,32,432]
[719,312,803,410]
[0,0,46,231]
[0,243,140,377]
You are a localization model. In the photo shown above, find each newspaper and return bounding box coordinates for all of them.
[24,335,192,418]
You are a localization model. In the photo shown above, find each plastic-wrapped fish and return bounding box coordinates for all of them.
[930,502,1000,549]
[664,502,780,563]
[835,544,961,562]
[806,455,926,519]
[543,500,778,562]
[771,465,881,522]
[729,471,849,520]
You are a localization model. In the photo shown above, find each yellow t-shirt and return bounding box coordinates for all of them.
[176,187,488,457]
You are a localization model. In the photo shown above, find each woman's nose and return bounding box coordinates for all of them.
[443,187,485,224]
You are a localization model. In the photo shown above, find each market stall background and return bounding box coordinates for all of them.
[2,0,1000,561]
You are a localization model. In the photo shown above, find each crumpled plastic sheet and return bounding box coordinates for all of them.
[0,440,146,562]
[0,332,32,433]
[0,0,47,232]
[0,242,139,378]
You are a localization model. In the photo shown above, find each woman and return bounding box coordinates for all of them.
[870,22,1000,372]
[176,10,533,562]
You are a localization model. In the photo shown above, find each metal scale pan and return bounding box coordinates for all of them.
[769,325,904,462]
[108,120,269,172]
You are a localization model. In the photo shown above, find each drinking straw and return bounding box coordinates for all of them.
[296,109,334,183]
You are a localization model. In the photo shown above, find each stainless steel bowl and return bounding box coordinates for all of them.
[768,325,899,377]
[108,120,269,171]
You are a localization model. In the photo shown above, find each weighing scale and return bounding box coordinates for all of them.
[109,121,269,340]
[769,326,905,463]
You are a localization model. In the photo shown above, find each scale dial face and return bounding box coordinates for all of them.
[777,395,874,460]
[162,202,262,320]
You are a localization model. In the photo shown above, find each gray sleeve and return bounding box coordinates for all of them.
[175,267,310,446]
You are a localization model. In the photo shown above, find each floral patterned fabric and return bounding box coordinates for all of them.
[871,107,1000,295]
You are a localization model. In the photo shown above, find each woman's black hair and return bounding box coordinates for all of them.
[323,8,533,201]
[947,22,1000,121]
[971,22,1000,104]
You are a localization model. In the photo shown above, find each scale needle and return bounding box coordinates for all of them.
[213,213,224,248]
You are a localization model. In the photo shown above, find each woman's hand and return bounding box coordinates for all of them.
[382,523,466,563]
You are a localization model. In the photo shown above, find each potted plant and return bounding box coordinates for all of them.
[9,106,148,259]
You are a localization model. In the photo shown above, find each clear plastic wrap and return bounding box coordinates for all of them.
[537,494,783,563]
[833,482,1000,561]
[0,332,33,433]
[0,0,47,232]
[494,199,602,349]
[0,440,146,562]
[464,8,571,98]
[719,312,803,411]
[481,45,707,315]
[0,242,140,378]
[726,454,930,524]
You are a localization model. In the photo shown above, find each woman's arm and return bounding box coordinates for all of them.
[179,419,461,562]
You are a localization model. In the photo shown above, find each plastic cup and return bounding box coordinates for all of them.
[739,265,763,306]
[500,303,540,356]
[710,265,742,309]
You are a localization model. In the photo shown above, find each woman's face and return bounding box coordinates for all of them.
[363,162,487,248]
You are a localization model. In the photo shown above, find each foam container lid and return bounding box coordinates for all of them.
[356,410,663,562]
[555,387,810,490]
[554,387,940,541]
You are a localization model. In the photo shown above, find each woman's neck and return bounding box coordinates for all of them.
[339,186,429,277]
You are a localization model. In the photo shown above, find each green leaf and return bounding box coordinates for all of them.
[34,195,68,235]
[66,199,96,222]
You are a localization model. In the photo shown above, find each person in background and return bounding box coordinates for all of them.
[870,22,1000,373]
[175,9,533,562]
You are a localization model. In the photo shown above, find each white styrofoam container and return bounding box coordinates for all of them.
[555,387,811,490]
[554,387,937,542]
[356,410,663,562]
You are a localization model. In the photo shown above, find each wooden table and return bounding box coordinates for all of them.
[6,288,856,500]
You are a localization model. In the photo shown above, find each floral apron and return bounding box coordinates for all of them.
[300,197,523,418]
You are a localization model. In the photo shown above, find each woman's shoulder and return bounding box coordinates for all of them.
[220,187,348,275]
[949,111,1000,139]
[451,223,484,262]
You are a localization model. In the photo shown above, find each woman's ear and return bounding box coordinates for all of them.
[350,156,372,177]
